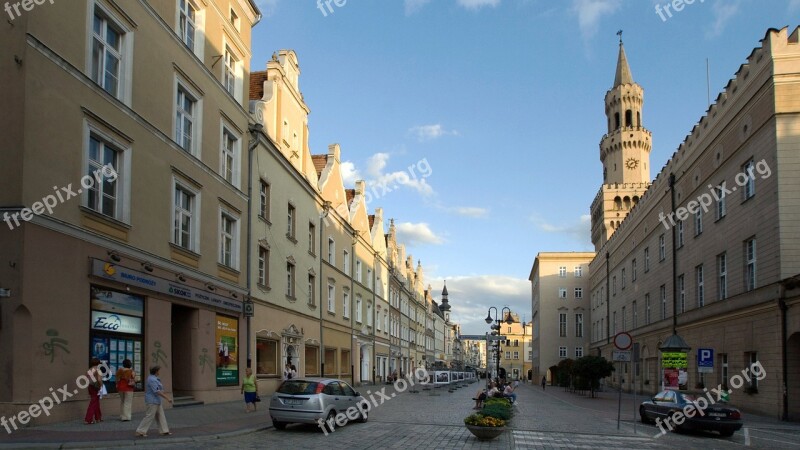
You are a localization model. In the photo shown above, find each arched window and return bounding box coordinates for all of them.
[614,113,620,129]
[625,110,632,127]
[623,196,631,209]
[614,196,622,210]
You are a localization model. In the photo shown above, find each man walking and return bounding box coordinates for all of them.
[541,375,546,390]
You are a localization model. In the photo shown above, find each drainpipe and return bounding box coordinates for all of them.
[246,123,263,368]
[319,202,330,377]
[606,251,610,346]
[669,173,678,335]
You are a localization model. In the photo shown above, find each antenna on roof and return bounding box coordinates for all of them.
[706,58,711,107]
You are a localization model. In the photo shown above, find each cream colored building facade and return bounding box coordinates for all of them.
[0,0,260,423]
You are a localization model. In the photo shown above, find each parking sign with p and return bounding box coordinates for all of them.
[698,348,714,373]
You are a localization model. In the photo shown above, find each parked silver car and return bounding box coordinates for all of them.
[269,378,368,431]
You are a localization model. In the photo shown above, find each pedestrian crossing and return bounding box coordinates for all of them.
[513,430,665,449]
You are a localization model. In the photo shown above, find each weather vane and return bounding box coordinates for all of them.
[617,29,623,44]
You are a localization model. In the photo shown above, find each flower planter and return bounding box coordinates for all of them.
[465,424,506,441]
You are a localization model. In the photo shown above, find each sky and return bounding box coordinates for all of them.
[251,0,798,334]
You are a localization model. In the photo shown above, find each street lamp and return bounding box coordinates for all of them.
[485,306,513,382]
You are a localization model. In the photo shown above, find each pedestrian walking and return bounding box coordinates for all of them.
[84,358,104,424]
[116,359,135,421]
[541,375,546,390]
[283,363,293,380]
[135,366,173,437]
[290,364,298,379]
[242,367,258,412]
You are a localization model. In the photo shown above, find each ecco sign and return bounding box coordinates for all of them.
[91,311,142,334]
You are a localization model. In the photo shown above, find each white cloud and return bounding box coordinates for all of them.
[405,0,432,15]
[457,0,501,10]
[449,206,489,218]
[531,214,592,247]
[706,0,740,38]
[571,0,621,39]
[364,152,434,196]
[255,0,278,17]
[429,275,531,335]
[408,124,459,142]
[395,222,444,246]
[340,161,360,186]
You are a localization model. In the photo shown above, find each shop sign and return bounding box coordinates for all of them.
[661,351,688,369]
[91,311,142,334]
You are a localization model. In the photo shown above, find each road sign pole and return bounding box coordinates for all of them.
[617,360,622,430]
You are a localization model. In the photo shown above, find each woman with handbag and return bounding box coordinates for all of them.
[116,359,135,421]
[84,358,103,424]
[241,367,258,412]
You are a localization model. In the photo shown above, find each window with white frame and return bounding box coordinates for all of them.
[219,210,238,269]
[660,285,667,320]
[644,247,650,272]
[677,220,684,248]
[632,259,637,281]
[172,182,196,251]
[513,351,519,359]
[575,347,583,358]
[559,288,567,299]
[328,238,335,265]
[286,261,295,298]
[574,287,583,299]
[745,238,756,291]
[696,265,704,307]
[678,274,685,313]
[308,223,316,254]
[574,266,582,277]
[622,306,626,330]
[621,268,626,289]
[343,250,350,275]
[645,294,651,325]
[343,291,350,319]
[175,83,199,153]
[91,8,124,98]
[355,260,362,283]
[221,126,239,185]
[742,160,755,200]
[257,246,268,287]
[356,296,362,323]
[612,311,617,334]
[287,204,295,239]
[367,269,372,289]
[612,276,616,295]
[259,180,270,220]
[308,274,315,306]
[632,301,638,328]
[178,0,196,51]
[559,346,567,358]
[559,266,567,277]
[367,302,372,327]
[229,7,239,30]
[327,284,335,313]
[695,209,703,235]
[575,313,583,337]
[659,234,666,261]
[559,313,567,337]
[717,253,727,300]
[715,183,727,220]
[87,134,120,218]
[376,308,381,331]
[223,46,237,96]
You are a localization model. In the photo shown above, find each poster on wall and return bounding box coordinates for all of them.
[216,315,239,386]
[434,371,450,385]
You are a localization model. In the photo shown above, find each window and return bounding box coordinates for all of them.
[175,84,198,153]
[612,277,617,296]
[285,261,295,298]
[747,352,758,389]
[694,209,703,236]
[308,223,315,254]
[287,204,295,239]
[343,291,350,319]
[328,238,335,265]
[559,313,567,337]
[376,308,381,331]
[632,301,638,328]
[660,285,667,320]
[621,269,626,289]
[575,347,583,358]
[257,246,268,286]
[645,294,651,325]
[612,311,617,334]
[559,266,567,277]
[178,0,197,51]
[659,235,666,261]
[513,351,519,359]
[621,306,626,331]
[720,353,729,387]
[745,238,757,292]
[505,351,511,359]
[356,260,362,283]
[715,184,727,220]
[87,134,120,218]
[558,288,567,299]
[327,284,335,313]
[259,180,270,220]
[340,351,350,374]
[223,46,237,96]
[574,288,583,299]
[355,296,362,323]
[172,183,197,250]
[219,210,238,269]
[632,259,637,281]
[343,250,350,275]
[91,9,123,97]
[742,160,755,200]
[367,302,372,327]
[678,274,685,313]
[559,346,567,358]
[677,220,684,248]
[367,269,373,289]
[644,247,650,272]
[229,7,239,29]
[305,346,318,375]
[255,339,278,375]
[384,312,388,334]
[696,265,704,307]
[308,274,315,306]
[718,253,728,300]
[221,126,239,185]
[575,314,583,337]
[574,266,582,277]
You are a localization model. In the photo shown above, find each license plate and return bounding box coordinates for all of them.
[708,412,726,417]
[284,399,304,405]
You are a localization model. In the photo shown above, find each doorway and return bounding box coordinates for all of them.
[171,304,197,394]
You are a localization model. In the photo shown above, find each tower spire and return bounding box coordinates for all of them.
[614,33,634,87]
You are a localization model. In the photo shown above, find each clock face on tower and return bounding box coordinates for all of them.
[625,158,639,169]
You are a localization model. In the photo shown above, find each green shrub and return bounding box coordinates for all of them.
[484,397,511,408]
[481,403,512,421]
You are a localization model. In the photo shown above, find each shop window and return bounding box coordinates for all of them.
[256,339,278,376]
[305,346,319,375]
[340,349,350,374]
[90,286,144,393]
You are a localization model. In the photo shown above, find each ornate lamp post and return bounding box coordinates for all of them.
[485,306,513,381]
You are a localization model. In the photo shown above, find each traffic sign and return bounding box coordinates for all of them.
[697,348,714,373]
[612,350,631,362]
[613,332,633,350]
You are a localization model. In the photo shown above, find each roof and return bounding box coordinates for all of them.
[311,155,327,178]
[249,71,269,100]
[613,43,634,87]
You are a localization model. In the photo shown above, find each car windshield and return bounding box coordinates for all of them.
[277,381,319,395]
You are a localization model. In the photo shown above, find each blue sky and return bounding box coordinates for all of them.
[252,0,797,334]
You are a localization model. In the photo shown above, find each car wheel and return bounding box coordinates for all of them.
[719,430,734,437]
[639,407,651,424]
[272,421,287,430]
[323,410,337,433]
[356,409,368,423]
